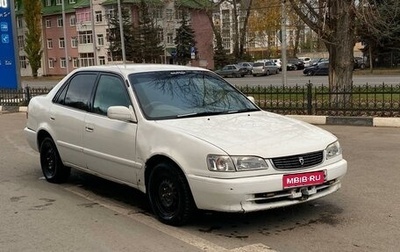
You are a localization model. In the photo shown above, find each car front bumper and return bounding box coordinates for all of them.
[187,159,347,212]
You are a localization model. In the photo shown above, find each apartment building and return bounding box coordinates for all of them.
[16,0,214,76]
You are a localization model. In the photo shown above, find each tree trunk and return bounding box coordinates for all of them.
[232,0,240,59]
[238,0,253,58]
[327,0,355,108]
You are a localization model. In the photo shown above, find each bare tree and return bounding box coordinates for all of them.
[288,0,356,105]
[356,0,400,71]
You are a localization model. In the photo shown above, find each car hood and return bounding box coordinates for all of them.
[156,111,336,157]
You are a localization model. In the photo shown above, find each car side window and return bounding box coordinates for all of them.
[54,73,97,111]
[92,74,131,116]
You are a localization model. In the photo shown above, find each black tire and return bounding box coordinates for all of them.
[306,71,313,76]
[147,162,195,226]
[40,137,70,183]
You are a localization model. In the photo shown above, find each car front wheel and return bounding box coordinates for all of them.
[40,137,71,183]
[147,162,195,226]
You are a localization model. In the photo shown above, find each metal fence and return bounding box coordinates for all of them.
[238,83,400,117]
[1,84,400,117]
[0,87,51,106]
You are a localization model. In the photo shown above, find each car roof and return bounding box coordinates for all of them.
[72,64,209,78]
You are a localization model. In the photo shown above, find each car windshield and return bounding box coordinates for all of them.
[129,70,259,120]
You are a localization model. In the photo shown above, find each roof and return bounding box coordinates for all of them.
[72,63,210,77]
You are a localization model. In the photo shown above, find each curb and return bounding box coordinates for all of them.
[1,106,400,127]
[287,115,400,127]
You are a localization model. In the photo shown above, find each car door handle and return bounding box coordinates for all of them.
[85,126,94,132]
[50,116,55,121]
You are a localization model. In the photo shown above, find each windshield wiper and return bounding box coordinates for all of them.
[177,108,259,118]
[226,108,260,113]
[177,111,225,118]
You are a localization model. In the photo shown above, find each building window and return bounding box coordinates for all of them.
[49,58,55,68]
[71,37,78,48]
[70,15,76,26]
[45,0,51,7]
[72,57,79,68]
[45,18,51,28]
[175,9,183,20]
[95,11,102,23]
[154,8,163,19]
[56,0,62,5]
[106,8,114,21]
[60,57,66,68]
[157,30,163,42]
[17,35,24,50]
[47,39,53,49]
[17,17,23,28]
[57,16,63,27]
[19,56,27,69]
[97,34,104,46]
[166,9,173,21]
[99,56,106,65]
[166,33,173,44]
[77,11,91,23]
[59,38,65,48]
[79,31,93,44]
[79,53,95,67]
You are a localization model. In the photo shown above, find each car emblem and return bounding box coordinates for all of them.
[299,157,305,166]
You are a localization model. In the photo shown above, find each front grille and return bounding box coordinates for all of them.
[271,151,323,169]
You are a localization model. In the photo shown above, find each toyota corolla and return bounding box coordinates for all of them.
[25,64,347,226]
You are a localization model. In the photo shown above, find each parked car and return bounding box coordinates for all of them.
[309,58,328,66]
[298,57,312,67]
[303,61,329,76]
[271,58,282,70]
[286,62,297,71]
[236,62,253,75]
[288,58,305,70]
[354,56,367,69]
[25,64,347,226]
[252,61,280,76]
[215,64,247,78]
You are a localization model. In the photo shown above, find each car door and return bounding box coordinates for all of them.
[49,72,98,169]
[83,73,139,184]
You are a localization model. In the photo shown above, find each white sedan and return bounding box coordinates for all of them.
[24,64,347,226]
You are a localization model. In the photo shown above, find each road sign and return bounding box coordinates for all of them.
[0,0,20,89]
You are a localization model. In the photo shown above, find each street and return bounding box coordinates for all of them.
[1,112,399,252]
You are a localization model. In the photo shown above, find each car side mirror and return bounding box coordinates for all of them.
[247,96,255,103]
[107,106,137,123]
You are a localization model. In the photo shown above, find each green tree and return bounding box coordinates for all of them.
[107,4,134,62]
[175,10,196,65]
[23,0,42,77]
[136,0,164,63]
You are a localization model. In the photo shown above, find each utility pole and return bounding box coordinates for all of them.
[281,0,287,86]
[90,0,97,65]
[117,0,126,66]
[62,0,69,73]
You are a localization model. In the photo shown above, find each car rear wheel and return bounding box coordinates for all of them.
[40,137,70,183]
[306,71,313,76]
[147,162,195,226]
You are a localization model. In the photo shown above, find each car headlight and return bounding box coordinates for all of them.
[207,155,268,172]
[326,141,342,159]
